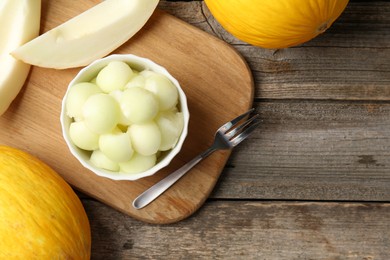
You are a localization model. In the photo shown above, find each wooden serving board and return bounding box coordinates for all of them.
[0,0,253,224]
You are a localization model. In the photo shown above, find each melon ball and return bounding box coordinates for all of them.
[120,87,159,124]
[109,90,132,126]
[139,69,159,78]
[145,74,179,111]
[65,58,186,176]
[90,150,119,172]
[125,75,146,89]
[127,121,161,156]
[119,153,157,174]
[69,121,99,151]
[156,110,184,151]
[96,61,133,93]
[66,82,102,120]
[82,93,120,134]
[99,128,134,162]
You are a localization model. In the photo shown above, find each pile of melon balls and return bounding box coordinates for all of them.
[65,61,184,174]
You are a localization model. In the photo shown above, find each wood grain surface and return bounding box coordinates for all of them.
[84,200,390,259]
[214,101,390,201]
[85,1,389,258]
[2,0,390,258]
[0,0,253,224]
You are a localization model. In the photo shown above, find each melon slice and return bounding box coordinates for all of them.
[0,0,41,116]
[12,0,159,69]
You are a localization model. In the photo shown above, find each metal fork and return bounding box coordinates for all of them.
[132,108,260,209]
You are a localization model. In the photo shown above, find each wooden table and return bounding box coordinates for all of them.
[84,1,390,258]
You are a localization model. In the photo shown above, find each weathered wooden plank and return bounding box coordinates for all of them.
[211,101,390,201]
[84,200,390,259]
[159,1,390,101]
[238,45,390,101]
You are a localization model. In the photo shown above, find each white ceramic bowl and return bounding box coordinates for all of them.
[60,54,189,181]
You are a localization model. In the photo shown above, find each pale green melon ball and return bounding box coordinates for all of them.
[82,93,120,134]
[125,75,146,89]
[156,110,184,151]
[109,90,132,126]
[120,87,159,124]
[69,121,99,151]
[66,82,102,120]
[96,61,133,93]
[145,74,179,111]
[127,121,161,156]
[99,128,134,162]
[139,69,159,78]
[119,153,156,174]
[90,149,119,172]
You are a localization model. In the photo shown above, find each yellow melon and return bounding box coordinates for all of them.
[0,145,91,259]
[204,0,349,49]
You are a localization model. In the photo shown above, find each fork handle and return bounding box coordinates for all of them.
[132,147,215,209]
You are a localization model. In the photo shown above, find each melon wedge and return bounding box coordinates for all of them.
[12,0,159,69]
[0,0,41,116]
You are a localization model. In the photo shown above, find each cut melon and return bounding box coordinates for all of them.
[0,0,41,115]
[12,0,159,69]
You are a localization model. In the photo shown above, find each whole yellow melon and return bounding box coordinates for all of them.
[0,145,91,259]
[204,0,349,49]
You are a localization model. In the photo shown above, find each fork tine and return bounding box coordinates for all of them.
[230,119,261,147]
[218,108,255,133]
[225,114,260,139]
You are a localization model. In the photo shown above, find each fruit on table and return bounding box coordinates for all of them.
[99,127,134,162]
[120,87,159,124]
[12,0,159,69]
[204,0,349,49]
[65,61,184,174]
[0,145,90,259]
[97,61,134,93]
[119,153,157,174]
[69,121,100,150]
[82,93,120,134]
[0,0,41,116]
[145,74,179,111]
[156,110,185,151]
[128,121,162,156]
[65,82,102,121]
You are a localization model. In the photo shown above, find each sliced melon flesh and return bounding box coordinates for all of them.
[0,0,41,116]
[12,0,159,69]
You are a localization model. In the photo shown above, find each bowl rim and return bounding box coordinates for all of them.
[60,54,189,181]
